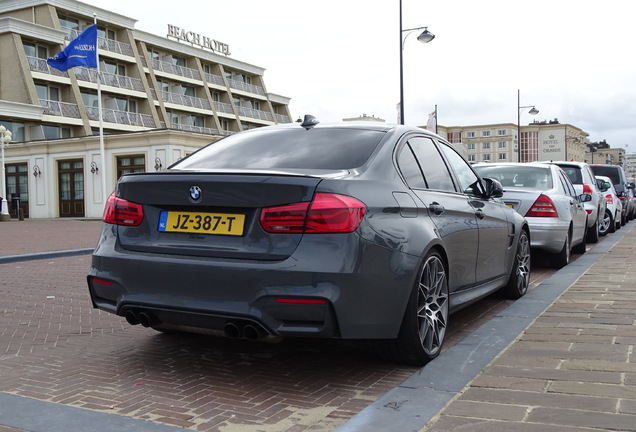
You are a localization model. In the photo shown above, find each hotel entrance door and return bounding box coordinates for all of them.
[58,159,85,217]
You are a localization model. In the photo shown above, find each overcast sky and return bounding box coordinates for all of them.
[83,0,635,151]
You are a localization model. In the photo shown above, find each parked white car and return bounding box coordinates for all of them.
[474,162,591,269]
[596,175,622,235]
[553,161,606,244]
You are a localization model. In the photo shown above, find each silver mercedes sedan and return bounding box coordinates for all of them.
[474,162,590,269]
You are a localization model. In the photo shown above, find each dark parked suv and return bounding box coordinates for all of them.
[590,164,636,224]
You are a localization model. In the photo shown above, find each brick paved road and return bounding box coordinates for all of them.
[0,219,555,431]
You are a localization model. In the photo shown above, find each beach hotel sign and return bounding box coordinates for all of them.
[167,25,231,55]
[537,130,565,161]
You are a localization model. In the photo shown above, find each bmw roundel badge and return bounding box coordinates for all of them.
[189,186,202,201]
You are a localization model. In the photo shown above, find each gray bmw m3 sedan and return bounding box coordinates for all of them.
[87,118,531,366]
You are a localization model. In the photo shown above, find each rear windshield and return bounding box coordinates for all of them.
[173,128,386,170]
[590,166,621,185]
[558,165,583,184]
[474,165,553,189]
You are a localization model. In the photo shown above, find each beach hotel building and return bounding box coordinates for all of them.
[0,0,292,219]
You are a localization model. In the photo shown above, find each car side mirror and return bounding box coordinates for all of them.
[628,182,636,189]
[481,177,504,198]
[580,193,592,203]
[600,181,611,192]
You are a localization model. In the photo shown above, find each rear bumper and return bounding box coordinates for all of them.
[525,218,569,253]
[87,225,420,340]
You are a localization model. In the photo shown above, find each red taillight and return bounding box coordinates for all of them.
[103,192,144,226]
[605,194,614,205]
[525,194,559,218]
[582,183,593,194]
[260,193,366,234]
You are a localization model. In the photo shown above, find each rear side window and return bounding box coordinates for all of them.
[173,128,385,170]
[408,137,456,192]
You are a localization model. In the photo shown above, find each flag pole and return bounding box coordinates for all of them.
[434,104,438,134]
[94,14,107,206]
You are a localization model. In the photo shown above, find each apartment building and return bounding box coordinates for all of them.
[438,121,588,164]
[0,0,291,219]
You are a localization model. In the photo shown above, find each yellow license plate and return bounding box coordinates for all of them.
[158,211,245,236]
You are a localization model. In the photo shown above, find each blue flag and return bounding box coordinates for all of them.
[47,24,98,71]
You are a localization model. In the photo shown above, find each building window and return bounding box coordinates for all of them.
[483,142,491,150]
[467,132,475,138]
[58,15,79,31]
[36,84,60,102]
[467,143,475,150]
[447,132,461,143]
[0,121,25,142]
[483,154,491,161]
[498,141,506,149]
[498,129,506,136]
[468,154,476,162]
[498,153,507,160]
[103,61,126,76]
[23,42,48,59]
[482,131,491,137]
[117,155,146,178]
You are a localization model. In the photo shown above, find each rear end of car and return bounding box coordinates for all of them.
[590,164,635,222]
[473,163,571,254]
[553,161,604,242]
[87,124,423,341]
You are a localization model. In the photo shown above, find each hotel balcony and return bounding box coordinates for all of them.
[74,68,146,92]
[67,30,134,57]
[161,91,211,110]
[152,59,202,81]
[170,123,219,136]
[27,56,69,77]
[227,78,266,96]
[86,107,156,128]
[236,106,274,122]
[39,99,81,118]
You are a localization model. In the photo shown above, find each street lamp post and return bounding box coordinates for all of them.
[399,0,434,125]
[0,125,13,222]
[517,89,539,162]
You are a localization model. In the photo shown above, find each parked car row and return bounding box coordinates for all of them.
[88,120,532,367]
[473,160,635,270]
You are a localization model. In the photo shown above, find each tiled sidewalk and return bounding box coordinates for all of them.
[420,226,636,431]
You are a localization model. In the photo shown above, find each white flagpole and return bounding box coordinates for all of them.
[94,14,107,205]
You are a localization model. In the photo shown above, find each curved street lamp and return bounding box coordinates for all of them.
[399,0,434,125]
[517,89,539,162]
[0,124,13,221]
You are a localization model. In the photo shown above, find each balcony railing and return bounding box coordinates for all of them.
[152,59,201,81]
[170,123,219,135]
[275,114,291,124]
[213,101,234,115]
[204,72,226,86]
[74,68,146,92]
[27,56,69,77]
[162,91,211,110]
[39,99,81,118]
[86,107,156,128]
[227,78,266,96]
[67,30,134,57]
[236,106,274,122]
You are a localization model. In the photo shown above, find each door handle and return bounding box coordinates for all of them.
[428,202,445,215]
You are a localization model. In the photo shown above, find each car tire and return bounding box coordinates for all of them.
[586,217,600,243]
[500,229,530,299]
[551,230,571,269]
[598,209,613,236]
[375,251,449,366]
